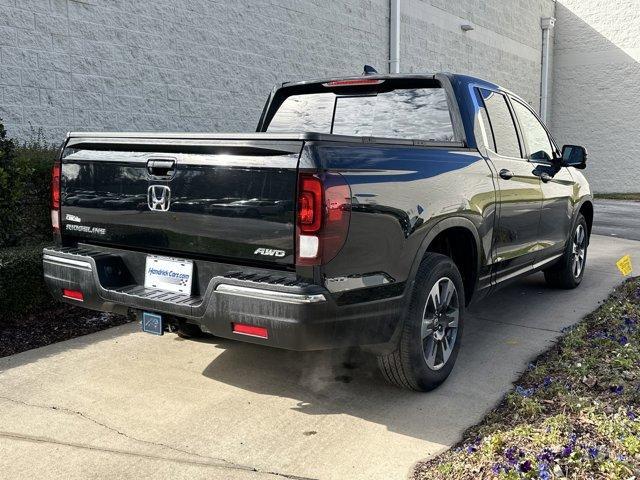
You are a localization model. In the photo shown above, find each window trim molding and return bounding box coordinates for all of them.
[476,87,525,161]
[508,95,558,165]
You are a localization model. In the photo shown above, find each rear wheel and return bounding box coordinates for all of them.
[377,253,465,391]
[544,213,588,289]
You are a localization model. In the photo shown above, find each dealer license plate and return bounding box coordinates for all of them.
[144,255,194,294]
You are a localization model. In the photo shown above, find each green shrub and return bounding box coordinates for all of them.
[0,120,59,320]
[0,120,59,248]
[0,244,53,321]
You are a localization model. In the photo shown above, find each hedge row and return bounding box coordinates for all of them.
[0,244,54,321]
[0,120,58,320]
[0,120,58,249]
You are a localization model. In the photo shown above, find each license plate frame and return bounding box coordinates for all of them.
[144,255,194,294]
[142,311,163,335]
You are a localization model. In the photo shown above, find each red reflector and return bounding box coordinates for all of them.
[322,78,384,87]
[232,323,268,339]
[62,289,84,301]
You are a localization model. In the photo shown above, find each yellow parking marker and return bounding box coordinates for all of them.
[616,255,633,276]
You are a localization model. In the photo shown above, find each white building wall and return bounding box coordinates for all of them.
[1,0,552,145]
[402,0,555,109]
[551,0,640,193]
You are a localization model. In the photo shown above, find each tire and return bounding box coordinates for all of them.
[377,253,465,392]
[543,213,588,289]
[176,322,206,339]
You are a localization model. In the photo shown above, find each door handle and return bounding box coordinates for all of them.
[532,168,553,183]
[147,159,176,178]
[499,169,513,180]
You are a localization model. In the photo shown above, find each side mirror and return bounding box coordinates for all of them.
[561,145,587,169]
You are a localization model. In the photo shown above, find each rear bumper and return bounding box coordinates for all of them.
[43,246,404,351]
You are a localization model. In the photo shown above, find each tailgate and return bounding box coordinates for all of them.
[60,136,303,267]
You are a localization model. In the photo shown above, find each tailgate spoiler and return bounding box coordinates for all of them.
[64,132,464,151]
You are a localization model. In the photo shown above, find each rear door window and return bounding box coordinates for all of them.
[510,99,555,161]
[267,87,455,142]
[478,89,522,158]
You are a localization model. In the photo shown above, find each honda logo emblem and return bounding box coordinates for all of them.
[147,185,171,211]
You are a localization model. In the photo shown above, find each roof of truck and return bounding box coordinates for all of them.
[281,72,502,92]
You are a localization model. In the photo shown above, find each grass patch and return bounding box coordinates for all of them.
[413,278,640,479]
[594,193,640,201]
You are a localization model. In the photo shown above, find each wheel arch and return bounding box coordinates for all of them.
[578,199,594,239]
[408,217,482,306]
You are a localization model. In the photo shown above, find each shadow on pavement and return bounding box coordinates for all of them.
[196,273,573,444]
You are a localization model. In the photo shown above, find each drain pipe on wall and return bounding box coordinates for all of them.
[389,0,400,73]
[540,17,555,122]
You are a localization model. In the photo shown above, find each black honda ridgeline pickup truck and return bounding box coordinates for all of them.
[44,72,592,391]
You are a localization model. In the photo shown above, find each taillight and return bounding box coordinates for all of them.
[51,162,61,234]
[298,176,322,233]
[296,173,351,266]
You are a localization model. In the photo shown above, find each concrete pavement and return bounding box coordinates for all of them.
[1,234,638,480]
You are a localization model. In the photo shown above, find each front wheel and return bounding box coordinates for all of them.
[544,213,588,289]
[377,253,465,391]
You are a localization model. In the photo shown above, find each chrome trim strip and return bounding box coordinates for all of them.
[215,284,326,304]
[532,253,563,270]
[325,273,393,293]
[43,254,92,271]
[495,253,563,285]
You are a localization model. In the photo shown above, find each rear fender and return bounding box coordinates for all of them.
[365,217,481,355]
[405,216,481,306]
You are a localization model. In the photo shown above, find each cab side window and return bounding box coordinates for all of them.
[511,100,555,161]
[478,89,522,159]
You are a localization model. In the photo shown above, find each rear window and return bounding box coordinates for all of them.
[266,85,455,142]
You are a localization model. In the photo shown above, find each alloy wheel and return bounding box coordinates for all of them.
[420,277,460,370]
[572,224,586,278]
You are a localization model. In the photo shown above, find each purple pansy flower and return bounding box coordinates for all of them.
[538,462,551,480]
[504,447,518,465]
[519,460,532,473]
[610,385,624,395]
[515,385,535,397]
[537,448,554,463]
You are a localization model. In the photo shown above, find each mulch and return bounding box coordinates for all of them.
[0,305,131,358]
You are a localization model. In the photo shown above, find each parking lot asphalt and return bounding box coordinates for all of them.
[1,234,639,480]
[593,199,640,241]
